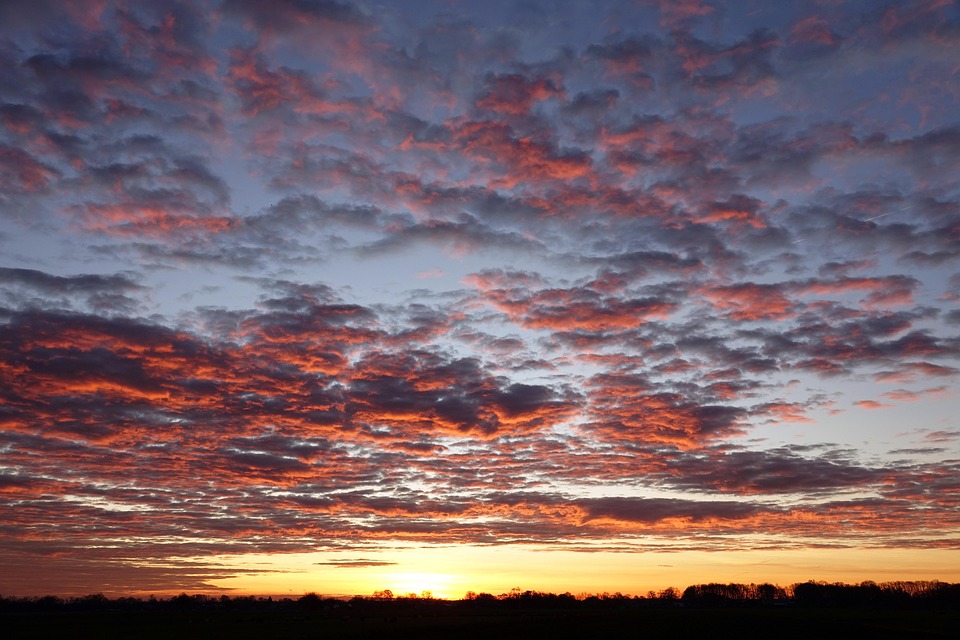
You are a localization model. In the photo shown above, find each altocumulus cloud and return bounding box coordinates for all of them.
[0,0,959,594]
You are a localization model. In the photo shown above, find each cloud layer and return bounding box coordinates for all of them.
[1,0,959,594]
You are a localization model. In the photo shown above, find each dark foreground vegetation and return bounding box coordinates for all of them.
[3,581,959,639]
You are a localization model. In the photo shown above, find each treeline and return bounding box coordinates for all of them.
[679,580,960,607]
[2,580,958,613]
[463,581,960,608]
[788,580,960,608]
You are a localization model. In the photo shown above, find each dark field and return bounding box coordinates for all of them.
[4,606,959,640]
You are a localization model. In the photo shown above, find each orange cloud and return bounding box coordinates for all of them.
[854,400,894,410]
[700,283,794,321]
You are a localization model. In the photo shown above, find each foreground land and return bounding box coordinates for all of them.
[5,583,960,639]
[4,605,960,640]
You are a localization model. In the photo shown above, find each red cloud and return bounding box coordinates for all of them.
[756,401,813,424]
[795,276,918,308]
[471,278,677,331]
[0,146,59,193]
[874,362,960,383]
[583,373,746,449]
[455,120,594,188]
[882,386,949,402]
[788,16,843,47]
[698,194,768,228]
[655,0,715,28]
[700,283,794,321]
[72,204,238,237]
[345,351,580,437]
[476,73,565,116]
[854,399,894,410]
[226,49,291,116]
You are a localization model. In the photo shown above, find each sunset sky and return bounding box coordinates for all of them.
[1,0,959,599]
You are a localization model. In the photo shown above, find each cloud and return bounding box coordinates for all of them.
[646,0,716,29]
[0,267,143,312]
[471,280,679,331]
[700,282,794,321]
[786,15,844,52]
[672,27,781,96]
[345,351,581,437]
[0,145,60,195]
[579,496,768,524]
[882,386,949,402]
[314,558,397,568]
[584,34,656,84]
[582,372,747,448]
[356,214,549,259]
[657,446,890,495]
[222,0,371,34]
[475,72,565,116]
[2,0,960,593]
[854,399,894,410]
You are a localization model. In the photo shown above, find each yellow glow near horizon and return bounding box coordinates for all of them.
[200,543,960,599]
[378,571,455,599]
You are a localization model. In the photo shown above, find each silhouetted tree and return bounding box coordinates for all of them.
[658,587,680,601]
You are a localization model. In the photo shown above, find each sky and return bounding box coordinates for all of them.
[1,0,959,599]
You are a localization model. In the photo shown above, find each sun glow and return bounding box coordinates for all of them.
[380,571,455,599]
[201,545,960,601]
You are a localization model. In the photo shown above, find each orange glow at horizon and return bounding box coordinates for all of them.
[199,544,960,600]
